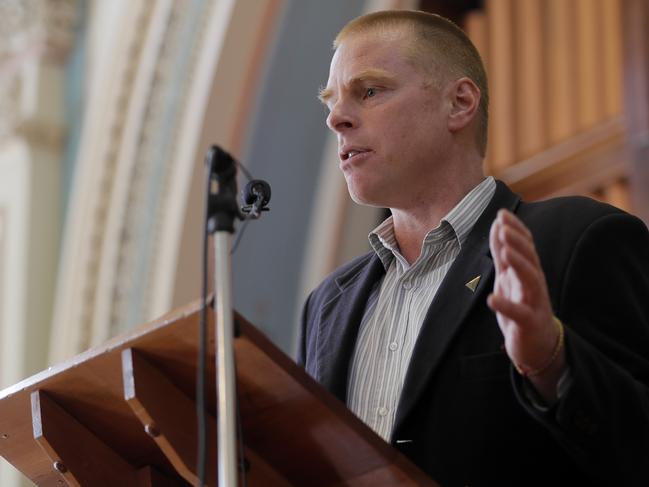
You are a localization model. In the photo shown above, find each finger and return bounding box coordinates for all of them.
[489,218,505,274]
[498,245,543,297]
[498,226,542,275]
[496,212,541,269]
[497,209,533,241]
[487,293,533,324]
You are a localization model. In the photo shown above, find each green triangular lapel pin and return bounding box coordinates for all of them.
[465,275,481,292]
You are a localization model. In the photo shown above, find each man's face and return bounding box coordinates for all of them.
[321,29,451,209]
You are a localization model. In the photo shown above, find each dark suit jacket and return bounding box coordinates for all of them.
[298,181,649,487]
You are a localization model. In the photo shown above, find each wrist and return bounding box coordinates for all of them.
[513,316,564,378]
[514,317,567,404]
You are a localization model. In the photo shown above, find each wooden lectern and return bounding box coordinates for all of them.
[0,301,438,486]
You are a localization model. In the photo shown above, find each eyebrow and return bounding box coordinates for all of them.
[318,68,395,105]
[318,86,334,104]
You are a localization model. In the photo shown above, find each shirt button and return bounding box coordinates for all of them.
[378,407,389,417]
[402,281,412,290]
[389,342,398,351]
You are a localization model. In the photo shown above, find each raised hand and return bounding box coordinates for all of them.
[487,209,566,402]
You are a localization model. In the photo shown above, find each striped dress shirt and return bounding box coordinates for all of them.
[346,176,496,441]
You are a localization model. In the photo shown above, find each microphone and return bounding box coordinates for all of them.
[206,145,236,186]
[241,179,271,219]
[205,145,238,233]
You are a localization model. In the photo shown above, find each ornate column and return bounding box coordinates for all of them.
[0,0,78,485]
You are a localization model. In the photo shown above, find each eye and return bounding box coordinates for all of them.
[364,87,377,99]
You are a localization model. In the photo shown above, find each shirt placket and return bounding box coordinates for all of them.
[372,264,408,440]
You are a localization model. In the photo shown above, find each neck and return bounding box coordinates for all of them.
[391,172,484,265]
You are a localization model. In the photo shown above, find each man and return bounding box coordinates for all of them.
[299,10,649,487]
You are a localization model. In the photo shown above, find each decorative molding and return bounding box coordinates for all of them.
[78,3,154,350]
[49,1,156,359]
[96,0,180,341]
[495,117,629,200]
[0,0,76,147]
[100,0,216,340]
[0,0,77,63]
[52,0,295,359]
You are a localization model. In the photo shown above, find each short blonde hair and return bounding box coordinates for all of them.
[335,10,489,156]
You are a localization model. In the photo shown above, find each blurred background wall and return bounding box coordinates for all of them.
[1,0,648,484]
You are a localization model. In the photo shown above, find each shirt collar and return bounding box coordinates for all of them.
[368,176,496,270]
[443,176,496,246]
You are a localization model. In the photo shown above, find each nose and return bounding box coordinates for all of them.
[326,98,355,133]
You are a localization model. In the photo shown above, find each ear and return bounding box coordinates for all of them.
[447,77,480,133]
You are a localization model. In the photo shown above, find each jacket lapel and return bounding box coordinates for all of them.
[315,254,385,402]
[392,181,521,435]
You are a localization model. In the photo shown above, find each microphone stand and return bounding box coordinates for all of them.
[206,146,240,487]
[214,235,237,487]
[204,145,271,487]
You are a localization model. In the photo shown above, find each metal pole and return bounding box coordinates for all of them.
[214,232,238,487]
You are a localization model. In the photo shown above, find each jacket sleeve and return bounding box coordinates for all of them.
[296,291,313,368]
[514,212,649,485]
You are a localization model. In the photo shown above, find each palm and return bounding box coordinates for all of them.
[488,210,556,372]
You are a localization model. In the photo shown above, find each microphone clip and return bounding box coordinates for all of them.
[240,179,271,220]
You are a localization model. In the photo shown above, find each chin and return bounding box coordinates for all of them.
[347,188,385,208]
[345,177,390,208]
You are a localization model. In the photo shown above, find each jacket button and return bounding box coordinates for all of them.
[573,410,598,435]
